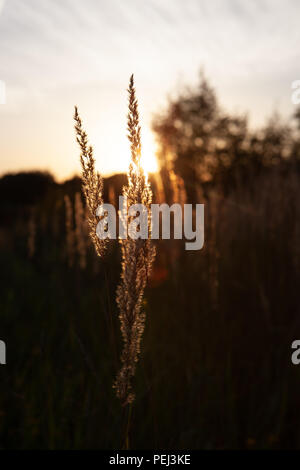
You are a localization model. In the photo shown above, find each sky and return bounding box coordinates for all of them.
[0,0,299,181]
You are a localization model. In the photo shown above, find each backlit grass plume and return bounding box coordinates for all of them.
[74,106,107,257]
[114,75,156,406]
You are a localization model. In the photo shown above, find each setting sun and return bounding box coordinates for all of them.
[89,121,159,178]
[140,128,159,174]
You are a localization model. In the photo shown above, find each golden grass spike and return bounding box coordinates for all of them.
[114,75,156,406]
[74,106,107,257]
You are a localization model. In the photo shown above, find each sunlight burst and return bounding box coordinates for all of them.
[140,128,159,174]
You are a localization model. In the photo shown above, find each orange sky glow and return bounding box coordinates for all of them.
[0,0,298,181]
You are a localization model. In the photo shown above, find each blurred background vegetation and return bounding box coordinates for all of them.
[0,75,299,449]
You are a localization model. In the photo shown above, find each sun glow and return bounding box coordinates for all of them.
[90,122,159,177]
[140,128,159,174]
